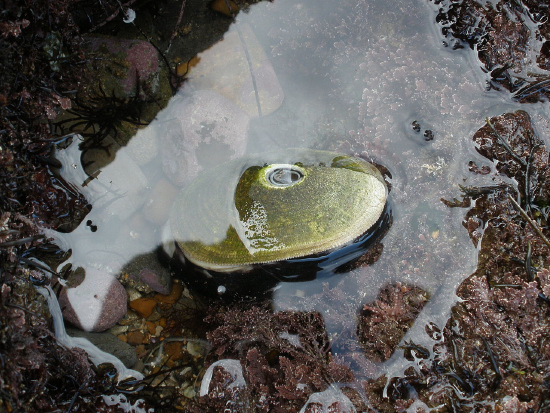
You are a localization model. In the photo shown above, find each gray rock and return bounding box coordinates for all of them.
[125,126,159,166]
[66,327,137,368]
[141,178,179,226]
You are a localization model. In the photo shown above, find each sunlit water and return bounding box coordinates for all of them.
[49,0,532,391]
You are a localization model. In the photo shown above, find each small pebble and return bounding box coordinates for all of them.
[183,387,196,399]
[135,345,147,359]
[187,340,206,357]
[165,341,184,361]
[147,308,162,322]
[126,287,143,302]
[145,321,156,335]
[118,310,140,326]
[210,0,239,17]
[109,325,129,336]
[127,330,146,346]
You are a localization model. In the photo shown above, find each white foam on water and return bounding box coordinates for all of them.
[199,359,246,396]
[102,394,152,413]
[298,385,356,413]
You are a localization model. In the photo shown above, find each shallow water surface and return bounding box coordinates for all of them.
[51,0,517,398]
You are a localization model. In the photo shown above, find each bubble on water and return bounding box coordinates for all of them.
[123,9,136,24]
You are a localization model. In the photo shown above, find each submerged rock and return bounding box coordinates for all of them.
[188,23,284,117]
[83,37,163,99]
[54,36,171,153]
[122,251,173,295]
[66,327,137,368]
[160,89,250,186]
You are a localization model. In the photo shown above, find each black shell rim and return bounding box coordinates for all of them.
[164,202,392,300]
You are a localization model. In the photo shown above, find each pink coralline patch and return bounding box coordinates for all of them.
[539,269,550,297]
[123,41,159,94]
[498,396,534,413]
[85,37,160,95]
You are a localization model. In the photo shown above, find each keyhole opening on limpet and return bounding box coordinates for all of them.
[265,165,304,187]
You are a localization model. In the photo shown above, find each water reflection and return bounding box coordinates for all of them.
[50,0,500,391]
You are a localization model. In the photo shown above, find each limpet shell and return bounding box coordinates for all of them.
[168,149,388,273]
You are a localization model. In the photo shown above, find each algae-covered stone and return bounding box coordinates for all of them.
[168,150,387,272]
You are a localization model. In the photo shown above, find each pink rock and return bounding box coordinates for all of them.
[59,268,127,332]
[122,251,172,295]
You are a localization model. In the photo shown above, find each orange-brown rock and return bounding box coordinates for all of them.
[145,321,156,335]
[164,341,183,362]
[210,0,239,17]
[127,330,146,346]
[154,281,183,306]
[129,297,157,318]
